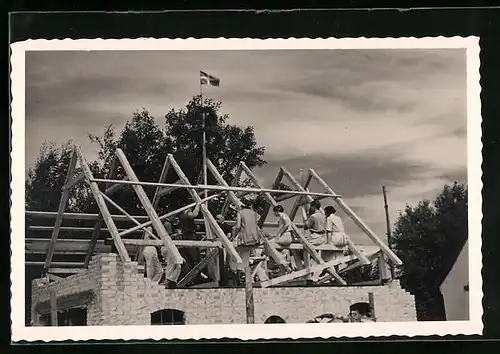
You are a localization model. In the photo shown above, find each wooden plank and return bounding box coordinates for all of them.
[309,169,403,265]
[29,226,140,233]
[258,253,358,288]
[167,154,242,265]
[29,261,84,267]
[43,149,79,271]
[115,149,183,265]
[50,290,58,326]
[75,147,130,262]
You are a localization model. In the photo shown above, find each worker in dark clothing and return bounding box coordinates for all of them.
[178,205,202,279]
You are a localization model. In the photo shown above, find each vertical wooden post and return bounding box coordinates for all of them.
[368,292,376,321]
[244,259,255,324]
[50,290,58,326]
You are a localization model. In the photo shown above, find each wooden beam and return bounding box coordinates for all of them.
[29,226,141,233]
[258,169,283,227]
[26,210,306,228]
[63,171,84,191]
[26,238,378,253]
[90,177,342,199]
[257,253,358,288]
[218,161,289,271]
[115,149,183,265]
[43,149,79,271]
[119,194,221,238]
[245,264,255,324]
[84,218,103,268]
[48,268,84,274]
[86,155,118,268]
[281,167,314,221]
[243,165,345,285]
[274,193,297,203]
[75,147,130,262]
[104,178,128,195]
[152,157,171,209]
[50,290,58,326]
[100,192,160,240]
[309,169,403,265]
[29,261,84,267]
[221,164,243,216]
[48,273,62,281]
[167,154,242,266]
[346,238,371,266]
[369,292,376,321]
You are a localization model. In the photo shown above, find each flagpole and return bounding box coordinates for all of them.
[200,74,208,203]
[200,72,212,243]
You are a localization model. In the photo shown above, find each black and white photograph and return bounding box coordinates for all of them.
[10,37,482,341]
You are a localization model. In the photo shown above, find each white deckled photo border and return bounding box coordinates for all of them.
[10,37,483,341]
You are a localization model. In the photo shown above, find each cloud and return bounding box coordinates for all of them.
[24,48,468,248]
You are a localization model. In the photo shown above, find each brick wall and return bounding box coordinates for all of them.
[31,254,416,325]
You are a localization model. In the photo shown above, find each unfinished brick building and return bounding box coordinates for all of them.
[27,147,417,326]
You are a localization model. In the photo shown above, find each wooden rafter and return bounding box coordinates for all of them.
[115,149,183,265]
[207,160,290,271]
[221,164,243,216]
[239,162,346,285]
[43,148,79,272]
[84,155,118,268]
[166,154,243,266]
[281,167,370,266]
[309,169,402,266]
[76,147,130,262]
[258,169,284,227]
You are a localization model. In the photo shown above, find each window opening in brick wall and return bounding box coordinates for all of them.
[349,302,373,318]
[58,307,87,326]
[38,307,87,326]
[151,309,186,325]
[264,315,286,324]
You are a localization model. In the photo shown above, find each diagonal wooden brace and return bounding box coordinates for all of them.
[115,149,183,265]
[167,154,243,266]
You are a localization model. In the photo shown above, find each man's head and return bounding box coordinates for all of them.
[324,206,336,216]
[310,200,321,210]
[272,204,284,216]
[215,214,225,224]
[241,197,253,209]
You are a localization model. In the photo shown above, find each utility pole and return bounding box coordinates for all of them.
[382,185,395,279]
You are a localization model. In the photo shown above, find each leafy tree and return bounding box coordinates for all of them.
[81,95,267,217]
[391,182,468,320]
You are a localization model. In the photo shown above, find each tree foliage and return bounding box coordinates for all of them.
[26,95,268,218]
[391,182,468,320]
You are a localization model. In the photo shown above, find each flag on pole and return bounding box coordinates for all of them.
[200,71,220,87]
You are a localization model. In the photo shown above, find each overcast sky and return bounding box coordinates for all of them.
[25,49,467,244]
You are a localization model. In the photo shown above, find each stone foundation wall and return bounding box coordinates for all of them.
[32,254,416,325]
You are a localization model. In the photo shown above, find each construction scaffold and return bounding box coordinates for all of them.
[25,146,403,322]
